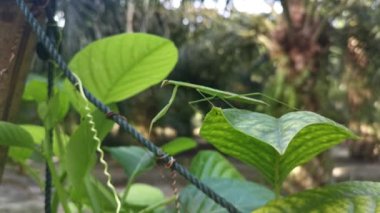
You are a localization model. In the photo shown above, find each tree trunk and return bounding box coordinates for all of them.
[0,0,41,182]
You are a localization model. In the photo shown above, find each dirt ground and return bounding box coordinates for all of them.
[1,146,379,212]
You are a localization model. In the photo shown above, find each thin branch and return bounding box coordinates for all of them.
[281,0,293,29]
[125,0,135,33]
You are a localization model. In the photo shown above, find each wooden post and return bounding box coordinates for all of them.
[0,0,42,182]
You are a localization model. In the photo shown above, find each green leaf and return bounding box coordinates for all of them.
[65,108,115,199]
[37,90,70,129]
[0,122,34,149]
[22,77,51,102]
[161,137,197,156]
[68,33,178,104]
[190,150,244,180]
[8,125,44,162]
[254,181,380,213]
[20,125,45,144]
[149,85,178,133]
[106,146,155,179]
[125,183,165,211]
[180,178,275,213]
[200,108,356,188]
[9,125,69,163]
[84,175,117,213]
[8,148,33,163]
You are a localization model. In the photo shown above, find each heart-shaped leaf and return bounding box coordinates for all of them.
[0,122,34,149]
[200,108,356,189]
[67,33,178,104]
[180,178,275,213]
[161,137,197,156]
[106,146,155,179]
[190,150,244,180]
[254,181,380,212]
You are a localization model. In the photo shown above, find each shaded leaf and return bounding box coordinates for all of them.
[190,150,244,180]
[161,137,197,156]
[180,178,275,213]
[37,91,70,129]
[68,33,178,104]
[0,122,34,149]
[84,175,117,213]
[9,125,70,163]
[200,108,356,187]
[150,85,178,133]
[254,181,380,213]
[125,183,165,211]
[9,125,45,162]
[106,146,155,179]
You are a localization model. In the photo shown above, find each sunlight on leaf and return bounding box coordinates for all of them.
[68,33,178,104]
[201,107,356,190]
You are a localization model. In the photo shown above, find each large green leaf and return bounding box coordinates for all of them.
[65,108,115,199]
[0,122,34,149]
[254,181,380,213]
[161,137,197,156]
[67,33,178,104]
[180,178,275,213]
[200,108,356,188]
[106,146,155,179]
[190,150,244,180]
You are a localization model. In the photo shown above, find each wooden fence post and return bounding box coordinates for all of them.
[0,0,42,182]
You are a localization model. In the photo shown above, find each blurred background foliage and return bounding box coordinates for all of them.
[21,0,380,190]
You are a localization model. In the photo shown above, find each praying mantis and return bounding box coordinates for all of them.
[150,80,296,133]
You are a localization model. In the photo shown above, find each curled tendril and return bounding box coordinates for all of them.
[72,73,121,213]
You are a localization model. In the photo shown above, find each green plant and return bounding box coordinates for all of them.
[1,33,180,213]
[152,81,380,212]
[2,31,379,213]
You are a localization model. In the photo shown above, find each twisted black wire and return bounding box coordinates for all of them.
[16,0,241,212]
[44,1,57,212]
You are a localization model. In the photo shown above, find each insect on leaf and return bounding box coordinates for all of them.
[149,85,179,133]
[162,80,268,106]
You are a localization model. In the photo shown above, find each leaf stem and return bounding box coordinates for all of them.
[120,175,136,212]
[44,150,71,212]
